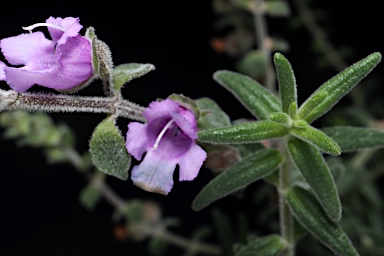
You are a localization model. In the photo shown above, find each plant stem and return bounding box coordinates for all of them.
[253,0,275,93]
[0,89,145,122]
[292,0,364,106]
[278,145,295,255]
[62,147,221,255]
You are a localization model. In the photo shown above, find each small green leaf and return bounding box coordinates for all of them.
[196,97,231,131]
[269,112,292,126]
[85,27,99,73]
[234,235,287,256]
[89,116,131,180]
[298,52,382,123]
[274,52,297,114]
[79,183,101,211]
[296,91,328,119]
[288,102,297,117]
[321,126,384,152]
[265,0,291,17]
[214,70,282,120]
[287,186,359,256]
[287,138,341,222]
[192,149,283,211]
[113,63,155,91]
[292,119,308,129]
[198,121,289,144]
[236,50,267,80]
[290,125,341,155]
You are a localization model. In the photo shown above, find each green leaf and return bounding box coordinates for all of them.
[192,149,283,211]
[269,112,292,126]
[287,138,341,222]
[274,52,297,114]
[79,183,101,211]
[214,70,282,120]
[113,63,155,91]
[195,98,230,130]
[290,125,341,155]
[298,52,381,123]
[236,50,267,80]
[198,121,289,144]
[287,186,359,256]
[89,116,131,180]
[321,126,384,152]
[265,0,291,17]
[234,235,287,256]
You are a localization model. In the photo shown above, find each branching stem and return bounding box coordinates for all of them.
[278,142,295,256]
[62,147,221,255]
[253,0,275,93]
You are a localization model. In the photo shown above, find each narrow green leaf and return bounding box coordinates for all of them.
[234,235,287,256]
[274,52,297,114]
[296,91,328,119]
[298,52,382,123]
[198,121,289,144]
[269,112,292,126]
[321,126,384,152]
[192,149,283,211]
[214,70,282,120]
[288,102,297,117]
[290,125,341,156]
[89,116,131,180]
[113,63,155,91]
[85,27,99,72]
[287,138,341,222]
[287,186,359,256]
[195,97,231,130]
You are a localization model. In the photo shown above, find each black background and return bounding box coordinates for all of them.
[0,1,384,255]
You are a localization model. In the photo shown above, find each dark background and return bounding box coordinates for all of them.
[0,1,383,255]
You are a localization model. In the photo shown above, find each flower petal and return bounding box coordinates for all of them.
[126,122,150,160]
[170,110,197,139]
[4,67,46,92]
[0,32,54,66]
[143,99,179,123]
[0,61,6,80]
[131,151,177,195]
[178,143,206,181]
[55,36,92,85]
[46,17,82,44]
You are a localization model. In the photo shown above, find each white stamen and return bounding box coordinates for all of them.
[152,120,174,150]
[22,23,66,34]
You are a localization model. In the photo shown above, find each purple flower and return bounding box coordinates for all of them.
[126,99,207,195]
[0,17,92,92]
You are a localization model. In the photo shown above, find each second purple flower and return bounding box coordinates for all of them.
[126,99,207,195]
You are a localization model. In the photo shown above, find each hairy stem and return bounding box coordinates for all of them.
[278,144,295,255]
[1,90,145,122]
[253,0,275,93]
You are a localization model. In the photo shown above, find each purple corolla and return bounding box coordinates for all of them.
[126,99,207,195]
[0,17,92,92]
